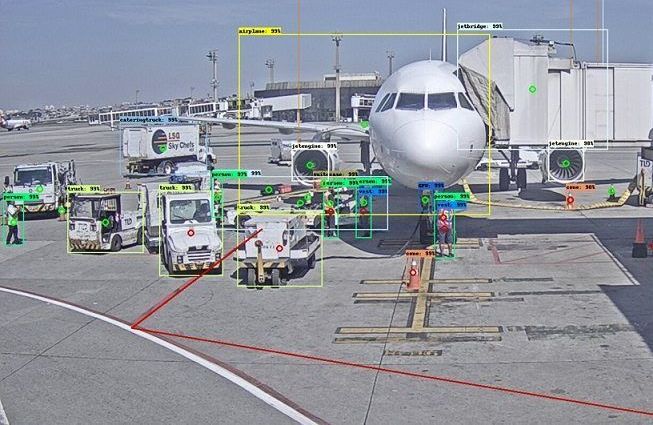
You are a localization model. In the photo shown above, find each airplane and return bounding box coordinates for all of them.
[179,12,486,190]
[0,110,31,131]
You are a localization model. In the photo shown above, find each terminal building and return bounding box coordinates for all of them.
[254,72,383,122]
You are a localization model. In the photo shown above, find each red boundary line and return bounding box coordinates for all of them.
[127,230,653,418]
[138,327,653,418]
[131,228,262,329]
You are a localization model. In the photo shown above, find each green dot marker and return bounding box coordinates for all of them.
[360,198,368,207]
[360,120,369,130]
[264,185,273,194]
[325,200,334,208]
[296,199,305,207]
[560,159,571,169]
[101,218,110,227]
[159,145,167,153]
[303,194,311,201]
[35,185,44,193]
[57,206,66,215]
[528,84,537,94]
[8,218,18,226]
[305,161,316,171]
[608,185,616,197]
[421,195,430,205]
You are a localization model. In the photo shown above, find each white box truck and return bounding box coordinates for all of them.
[121,124,215,175]
[5,160,78,215]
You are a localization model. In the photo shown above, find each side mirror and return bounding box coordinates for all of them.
[4,176,9,186]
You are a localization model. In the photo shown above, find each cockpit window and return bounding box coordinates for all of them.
[379,93,397,112]
[374,93,391,112]
[427,93,457,111]
[395,93,425,110]
[458,93,474,110]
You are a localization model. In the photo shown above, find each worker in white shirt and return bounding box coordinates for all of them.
[5,202,21,245]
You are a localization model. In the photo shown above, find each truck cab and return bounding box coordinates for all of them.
[161,192,222,274]
[68,193,142,251]
[8,161,77,214]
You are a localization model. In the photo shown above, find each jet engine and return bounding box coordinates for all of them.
[539,149,585,183]
[292,149,340,186]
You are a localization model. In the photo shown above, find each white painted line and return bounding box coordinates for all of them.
[0,397,9,425]
[0,287,319,425]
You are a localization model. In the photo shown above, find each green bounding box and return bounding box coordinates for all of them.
[433,192,471,201]
[320,176,391,188]
[67,185,103,193]
[211,169,260,179]
[3,193,40,202]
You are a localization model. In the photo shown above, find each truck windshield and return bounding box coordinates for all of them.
[169,199,212,224]
[15,168,52,186]
[71,199,100,218]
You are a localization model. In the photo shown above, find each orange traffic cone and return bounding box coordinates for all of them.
[632,219,647,258]
[406,259,420,292]
[565,192,575,210]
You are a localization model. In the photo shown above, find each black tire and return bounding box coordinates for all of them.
[243,268,255,285]
[136,228,143,245]
[165,253,174,274]
[499,168,510,191]
[307,254,316,270]
[110,235,122,252]
[280,268,289,285]
[517,168,527,189]
[271,269,281,286]
[162,161,174,175]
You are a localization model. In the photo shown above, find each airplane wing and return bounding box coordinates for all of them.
[177,115,369,141]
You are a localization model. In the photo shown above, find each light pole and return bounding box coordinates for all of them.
[265,59,275,84]
[386,50,395,76]
[332,33,342,122]
[135,89,140,104]
[206,49,219,101]
[190,86,195,100]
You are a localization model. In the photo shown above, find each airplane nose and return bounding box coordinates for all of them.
[392,120,458,170]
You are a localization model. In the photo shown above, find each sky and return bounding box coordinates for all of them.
[1,0,651,110]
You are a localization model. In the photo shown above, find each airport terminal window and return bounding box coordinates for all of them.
[374,93,391,112]
[458,93,474,110]
[396,93,425,110]
[427,93,457,111]
[379,93,397,112]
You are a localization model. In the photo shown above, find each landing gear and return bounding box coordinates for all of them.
[499,168,510,191]
[419,215,432,245]
[516,168,527,190]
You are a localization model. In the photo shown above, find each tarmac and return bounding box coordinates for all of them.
[0,123,651,424]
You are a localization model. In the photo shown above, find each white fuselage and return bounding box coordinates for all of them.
[1,118,31,131]
[369,60,486,188]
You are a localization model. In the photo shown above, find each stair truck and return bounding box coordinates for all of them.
[236,215,320,286]
[5,160,78,215]
[121,124,215,175]
[160,191,223,274]
[68,192,143,251]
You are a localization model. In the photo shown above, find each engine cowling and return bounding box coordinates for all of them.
[540,149,584,183]
[292,149,340,186]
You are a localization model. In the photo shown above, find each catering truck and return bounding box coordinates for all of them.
[160,191,223,274]
[4,160,78,215]
[121,124,215,175]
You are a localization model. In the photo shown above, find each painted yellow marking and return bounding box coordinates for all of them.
[410,257,432,331]
[336,326,501,334]
[354,292,493,299]
[360,278,492,285]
